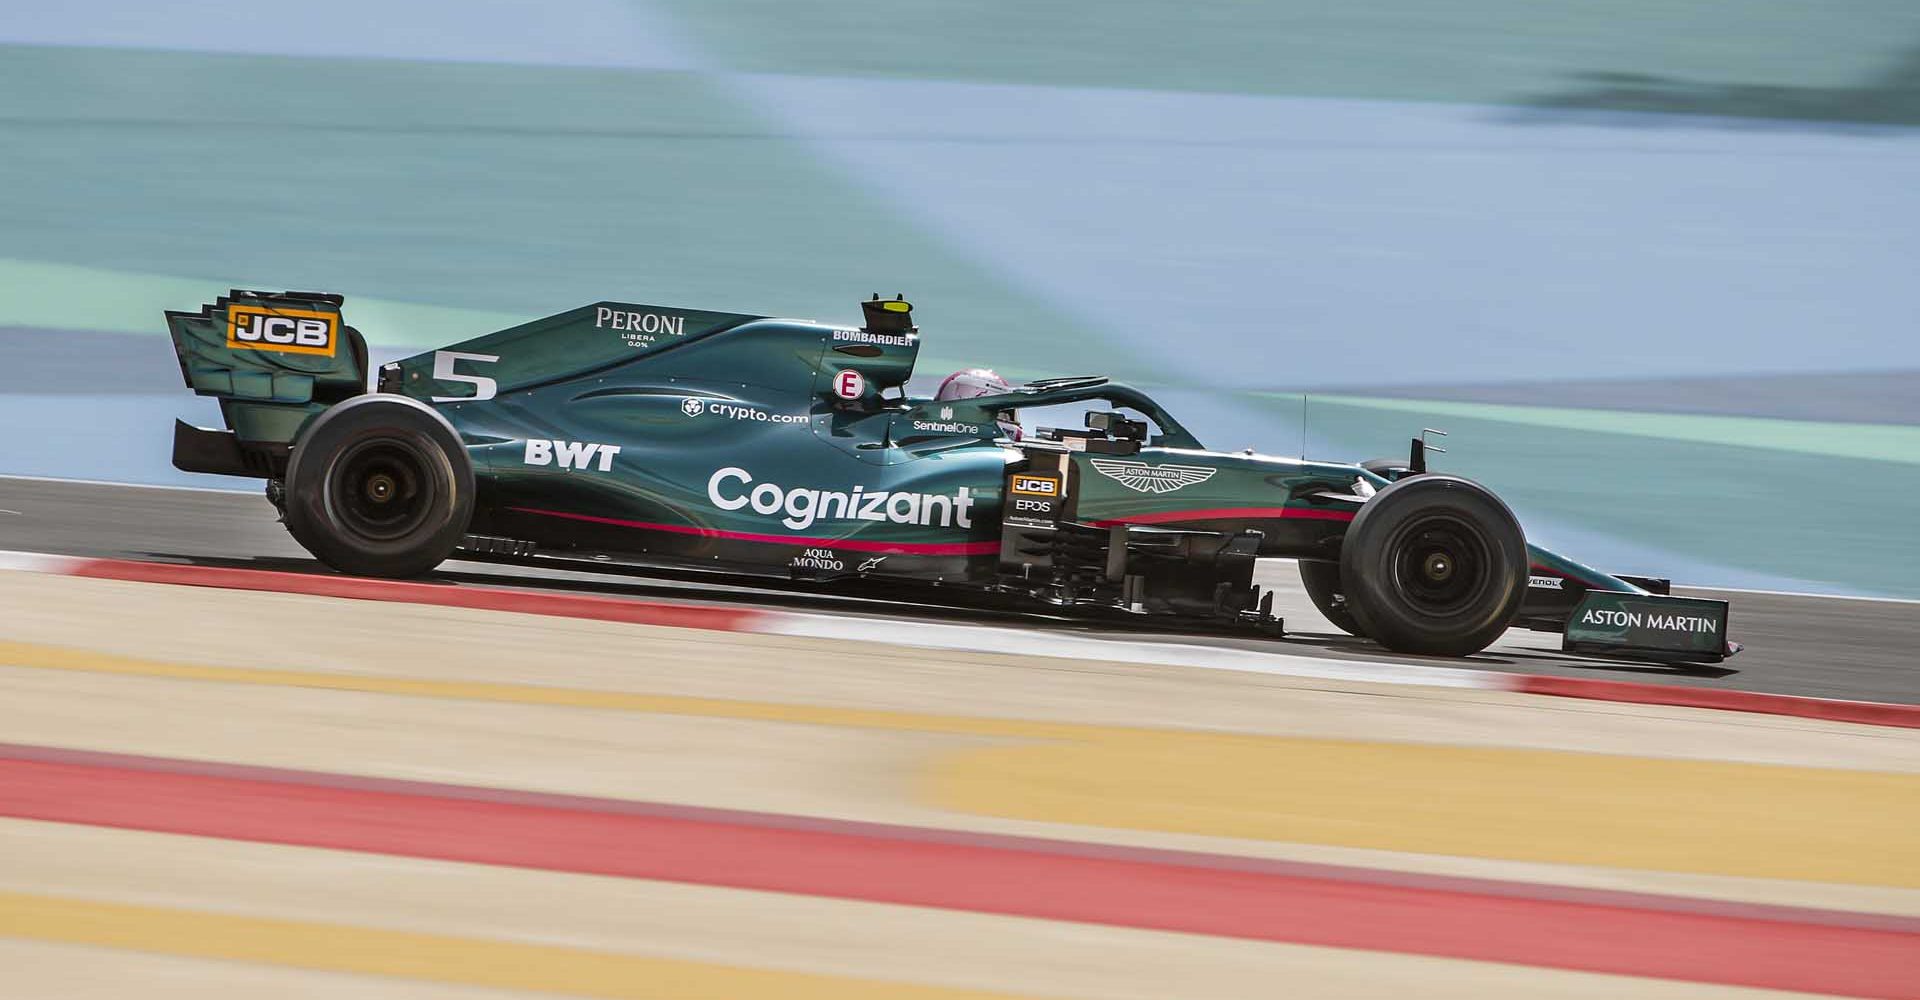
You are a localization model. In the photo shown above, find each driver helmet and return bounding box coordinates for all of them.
[933,368,1022,440]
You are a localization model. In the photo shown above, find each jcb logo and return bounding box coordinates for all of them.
[1011,475,1060,496]
[226,304,338,357]
[524,439,622,472]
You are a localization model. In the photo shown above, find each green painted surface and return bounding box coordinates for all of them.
[0,258,523,347]
[0,44,1134,380]
[655,0,1920,121]
[1265,393,1920,597]
[1306,395,1920,466]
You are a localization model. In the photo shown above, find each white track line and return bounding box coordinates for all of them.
[1672,585,1920,605]
[0,550,80,574]
[0,547,1501,691]
[0,473,256,495]
[764,613,1504,690]
[4,548,1913,725]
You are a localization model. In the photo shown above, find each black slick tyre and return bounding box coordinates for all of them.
[282,395,473,578]
[1297,559,1365,637]
[1339,474,1526,656]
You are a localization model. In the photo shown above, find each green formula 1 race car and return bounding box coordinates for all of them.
[166,290,1737,663]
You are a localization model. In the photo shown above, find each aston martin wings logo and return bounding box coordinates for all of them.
[1089,459,1217,494]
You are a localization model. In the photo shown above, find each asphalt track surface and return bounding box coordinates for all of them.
[2,475,1914,705]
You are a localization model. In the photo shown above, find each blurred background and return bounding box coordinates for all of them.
[3,9,1919,999]
[3,0,1918,596]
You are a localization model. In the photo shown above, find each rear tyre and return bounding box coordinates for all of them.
[1339,474,1526,656]
[1297,559,1364,637]
[283,395,473,578]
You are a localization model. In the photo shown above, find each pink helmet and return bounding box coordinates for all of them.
[934,369,1021,440]
[934,368,1012,402]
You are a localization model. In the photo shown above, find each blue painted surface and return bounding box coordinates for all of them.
[0,394,255,490]
[737,74,1920,387]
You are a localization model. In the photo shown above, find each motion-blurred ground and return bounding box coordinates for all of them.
[0,567,1913,998]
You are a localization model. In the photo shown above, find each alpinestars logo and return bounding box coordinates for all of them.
[1089,459,1216,495]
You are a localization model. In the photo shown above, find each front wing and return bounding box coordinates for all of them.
[1524,546,1737,664]
[1562,590,1733,664]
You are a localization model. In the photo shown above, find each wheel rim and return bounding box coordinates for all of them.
[328,437,435,542]
[1386,514,1494,618]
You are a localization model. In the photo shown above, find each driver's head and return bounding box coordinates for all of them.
[933,368,1021,440]
[934,368,1011,402]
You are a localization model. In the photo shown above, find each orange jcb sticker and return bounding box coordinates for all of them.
[226,304,339,357]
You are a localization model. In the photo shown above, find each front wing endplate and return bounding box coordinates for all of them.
[1563,590,1733,664]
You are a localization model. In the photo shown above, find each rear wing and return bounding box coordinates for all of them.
[164,291,766,478]
[165,290,369,477]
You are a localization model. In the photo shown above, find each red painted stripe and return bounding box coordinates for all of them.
[1514,675,1920,730]
[509,507,1000,556]
[1090,506,1356,527]
[0,746,1912,996]
[0,742,1906,933]
[67,559,760,632]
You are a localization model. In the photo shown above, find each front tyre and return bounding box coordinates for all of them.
[1339,474,1526,656]
[1297,559,1364,637]
[283,395,473,578]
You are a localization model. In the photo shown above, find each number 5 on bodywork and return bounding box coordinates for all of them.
[431,351,499,402]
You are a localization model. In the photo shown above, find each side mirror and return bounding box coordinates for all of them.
[1086,410,1147,441]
